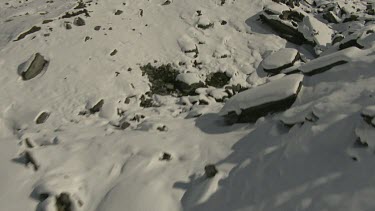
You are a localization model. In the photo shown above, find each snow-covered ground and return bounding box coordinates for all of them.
[1,0,375,211]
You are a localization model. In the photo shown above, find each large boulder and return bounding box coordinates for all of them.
[299,47,364,75]
[19,53,49,80]
[262,48,301,74]
[220,74,303,124]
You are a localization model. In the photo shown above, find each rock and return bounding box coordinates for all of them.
[14,26,41,41]
[299,47,362,75]
[110,49,118,56]
[89,99,104,114]
[114,10,123,15]
[205,164,218,178]
[56,192,72,211]
[260,5,308,45]
[94,26,101,31]
[159,152,172,161]
[323,11,340,23]
[64,22,72,30]
[73,17,85,26]
[35,112,50,124]
[119,120,131,130]
[221,74,303,124]
[262,48,301,74]
[19,53,49,81]
[162,0,171,6]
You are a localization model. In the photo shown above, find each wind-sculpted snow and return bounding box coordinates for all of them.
[1,0,375,211]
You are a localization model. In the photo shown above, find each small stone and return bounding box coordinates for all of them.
[204,164,218,178]
[110,49,118,56]
[64,23,72,30]
[159,152,172,161]
[119,121,130,130]
[35,112,50,124]
[89,99,104,114]
[94,26,101,31]
[73,17,85,26]
[114,10,123,15]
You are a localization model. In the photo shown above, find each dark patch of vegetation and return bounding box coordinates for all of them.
[206,72,231,88]
[141,63,205,96]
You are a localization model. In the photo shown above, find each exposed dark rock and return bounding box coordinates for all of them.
[323,11,339,23]
[65,22,72,30]
[73,17,85,26]
[14,26,41,41]
[162,0,171,5]
[20,53,49,81]
[259,14,308,45]
[339,39,364,50]
[119,121,131,130]
[42,19,53,24]
[89,99,104,114]
[94,26,101,31]
[206,72,231,88]
[35,112,50,124]
[61,9,90,18]
[205,164,218,178]
[332,34,344,45]
[157,125,168,132]
[110,49,118,56]
[56,192,72,211]
[197,22,214,30]
[114,10,123,15]
[159,152,171,161]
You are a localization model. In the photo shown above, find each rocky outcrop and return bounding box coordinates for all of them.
[221,74,303,124]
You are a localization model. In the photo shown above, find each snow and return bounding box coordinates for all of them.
[362,105,375,117]
[220,74,304,115]
[176,73,202,85]
[298,15,334,52]
[2,0,375,211]
[262,48,299,70]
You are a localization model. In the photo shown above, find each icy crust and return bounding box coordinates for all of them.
[220,74,304,116]
[262,48,299,71]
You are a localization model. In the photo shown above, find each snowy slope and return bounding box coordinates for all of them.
[1,0,375,211]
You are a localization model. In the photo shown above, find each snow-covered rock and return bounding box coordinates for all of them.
[262,48,300,74]
[220,74,304,123]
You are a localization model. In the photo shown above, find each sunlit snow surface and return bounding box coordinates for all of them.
[1,0,375,211]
